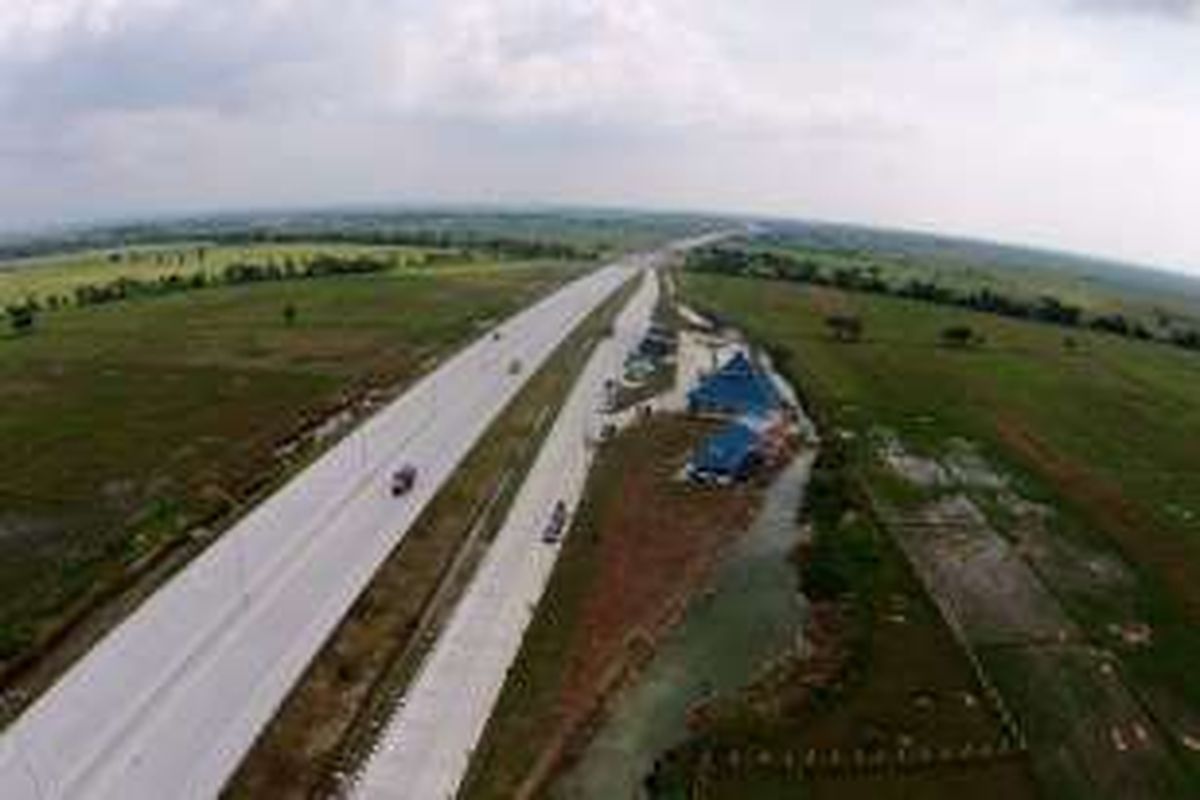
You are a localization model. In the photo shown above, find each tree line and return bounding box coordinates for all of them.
[205,230,597,261]
[687,246,1200,354]
[0,229,599,265]
[5,253,392,335]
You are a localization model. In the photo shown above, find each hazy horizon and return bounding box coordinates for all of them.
[4,1,1200,275]
[8,199,1200,286]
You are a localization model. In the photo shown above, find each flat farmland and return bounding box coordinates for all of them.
[0,256,577,691]
[683,273,1200,614]
[682,272,1200,795]
[0,243,455,306]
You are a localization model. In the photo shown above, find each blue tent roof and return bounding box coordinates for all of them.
[687,352,780,416]
[690,422,759,477]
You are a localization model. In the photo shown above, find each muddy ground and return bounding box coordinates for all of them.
[462,414,766,800]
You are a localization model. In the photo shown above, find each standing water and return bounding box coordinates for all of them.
[549,448,817,799]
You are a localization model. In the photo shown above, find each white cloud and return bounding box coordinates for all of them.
[390,1,735,125]
[2,0,1200,273]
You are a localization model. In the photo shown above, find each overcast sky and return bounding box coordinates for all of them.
[2,0,1199,272]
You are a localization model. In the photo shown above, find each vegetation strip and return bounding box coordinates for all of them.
[5,252,393,329]
[688,242,1200,355]
[222,274,640,799]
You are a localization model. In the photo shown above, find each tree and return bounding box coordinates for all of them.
[940,324,981,348]
[283,303,297,326]
[7,304,35,335]
[825,314,863,342]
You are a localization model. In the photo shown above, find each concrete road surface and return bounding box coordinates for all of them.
[353,269,660,800]
[0,252,656,800]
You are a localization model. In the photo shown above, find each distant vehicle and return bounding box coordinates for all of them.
[508,358,523,375]
[391,464,418,497]
[542,500,568,544]
[492,330,502,341]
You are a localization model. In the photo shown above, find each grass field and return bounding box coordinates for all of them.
[753,241,1114,311]
[682,272,1200,796]
[0,255,578,700]
[0,243,470,307]
[684,273,1200,604]
[749,232,1200,324]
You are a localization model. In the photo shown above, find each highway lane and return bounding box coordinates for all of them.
[353,267,661,800]
[0,254,647,800]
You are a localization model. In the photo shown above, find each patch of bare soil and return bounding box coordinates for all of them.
[805,285,855,319]
[890,494,1078,647]
[875,430,950,488]
[525,415,764,791]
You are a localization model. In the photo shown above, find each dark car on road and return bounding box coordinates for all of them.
[391,464,418,497]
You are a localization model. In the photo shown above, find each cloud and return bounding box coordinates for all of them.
[389,1,745,128]
[1,0,1200,273]
[1070,0,1198,20]
[0,0,342,117]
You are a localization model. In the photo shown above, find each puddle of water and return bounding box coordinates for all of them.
[549,450,816,800]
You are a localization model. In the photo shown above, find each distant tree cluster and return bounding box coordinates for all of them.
[0,223,603,265]
[940,324,984,348]
[68,253,391,310]
[5,304,35,335]
[190,230,596,262]
[3,253,394,335]
[688,246,1200,355]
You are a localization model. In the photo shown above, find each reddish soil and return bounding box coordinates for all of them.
[993,413,1200,622]
[804,285,855,319]
[524,416,765,793]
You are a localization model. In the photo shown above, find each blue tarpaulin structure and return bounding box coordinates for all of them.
[688,422,759,482]
[687,352,780,417]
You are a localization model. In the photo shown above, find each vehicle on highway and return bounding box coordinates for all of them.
[391,464,418,497]
[508,358,523,375]
[542,500,568,544]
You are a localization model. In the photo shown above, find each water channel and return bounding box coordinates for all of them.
[549,444,817,799]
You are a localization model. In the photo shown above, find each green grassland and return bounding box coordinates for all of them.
[0,255,577,686]
[682,272,1200,794]
[751,221,1200,323]
[0,243,470,306]
[682,273,1200,601]
[746,239,1200,327]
